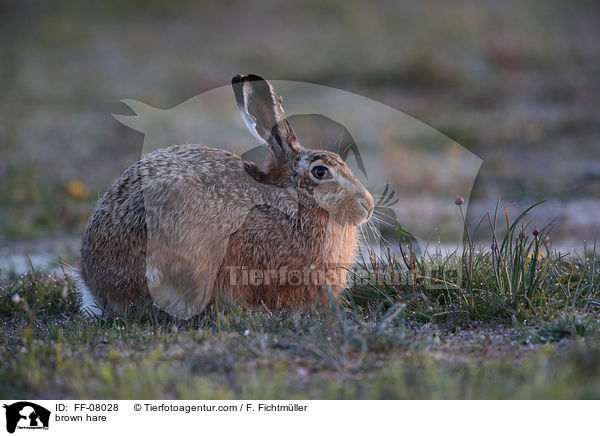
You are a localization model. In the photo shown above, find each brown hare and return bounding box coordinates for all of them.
[79,74,374,318]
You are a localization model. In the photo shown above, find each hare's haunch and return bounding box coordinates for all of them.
[80,75,374,317]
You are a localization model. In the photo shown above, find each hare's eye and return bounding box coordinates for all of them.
[311,165,329,180]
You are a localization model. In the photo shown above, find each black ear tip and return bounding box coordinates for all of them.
[246,74,266,82]
[231,74,266,86]
[231,74,245,86]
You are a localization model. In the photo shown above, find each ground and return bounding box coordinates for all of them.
[1,239,600,399]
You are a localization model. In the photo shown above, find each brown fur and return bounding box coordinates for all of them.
[216,197,358,309]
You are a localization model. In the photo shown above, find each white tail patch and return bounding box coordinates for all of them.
[64,266,103,317]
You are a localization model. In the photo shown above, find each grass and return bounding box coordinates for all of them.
[1,203,600,399]
[1,274,600,399]
[353,201,600,323]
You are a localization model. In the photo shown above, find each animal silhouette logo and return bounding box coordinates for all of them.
[3,402,50,433]
[113,80,482,256]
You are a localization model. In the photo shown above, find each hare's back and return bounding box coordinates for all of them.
[140,144,296,218]
[139,144,248,186]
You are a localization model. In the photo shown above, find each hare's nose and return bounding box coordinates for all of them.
[358,192,374,218]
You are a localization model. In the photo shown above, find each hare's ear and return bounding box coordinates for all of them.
[231,74,298,163]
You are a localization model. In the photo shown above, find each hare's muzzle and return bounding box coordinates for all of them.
[357,190,374,224]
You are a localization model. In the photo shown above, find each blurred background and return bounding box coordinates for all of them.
[0,0,599,272]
